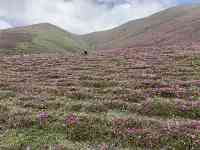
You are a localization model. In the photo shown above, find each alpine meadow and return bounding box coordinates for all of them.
[0,2,200,150]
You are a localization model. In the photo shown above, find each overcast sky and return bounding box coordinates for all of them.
[0,0,198,34]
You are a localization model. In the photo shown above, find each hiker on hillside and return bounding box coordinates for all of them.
[82,50,88,55]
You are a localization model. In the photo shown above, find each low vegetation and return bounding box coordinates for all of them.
[0,48,200,149]
[0,23,90,55]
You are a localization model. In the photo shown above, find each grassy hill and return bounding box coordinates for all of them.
[0,48,200,149]
[0,23,89,55]
[82,4,200,50]
[0,4,200,150]
[2,4,200,54]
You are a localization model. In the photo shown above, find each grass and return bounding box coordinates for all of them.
[0,23,91,55]
[0,49,200,149]
[0,90,16,99]
[137,97,200,119]
[81,80,118,89]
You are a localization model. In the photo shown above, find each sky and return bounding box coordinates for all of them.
[0,0,199,34]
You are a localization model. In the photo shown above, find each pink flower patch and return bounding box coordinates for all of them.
[191,122,200,130]
[37,111,48,126]
[127,128,144,135]
[100,143,109,150]
[38,112,48,119]
[65,113,79,126]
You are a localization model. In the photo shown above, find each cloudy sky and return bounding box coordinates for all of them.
[0,0,198,34]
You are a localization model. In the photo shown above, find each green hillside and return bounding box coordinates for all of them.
[1,4,200,55]
[0,23,89,55]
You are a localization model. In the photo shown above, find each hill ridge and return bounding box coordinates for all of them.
[1,4,200,54]
[0,23,89,55]
[81,4,200,50]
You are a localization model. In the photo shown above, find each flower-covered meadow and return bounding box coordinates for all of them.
[0,48,200,149]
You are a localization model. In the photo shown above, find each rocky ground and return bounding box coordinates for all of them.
[0,48,200,149]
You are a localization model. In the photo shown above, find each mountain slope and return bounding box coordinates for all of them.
[1,4,200,54]
[82,4,200,50]
[1,47,200,149]
[0,23,89,55]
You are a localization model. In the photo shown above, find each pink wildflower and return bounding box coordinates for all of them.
[100,143,109,150]
[190,122,200,130]
[127,128,136,134]
[127,128,144,135]
[38,111,48,126]
[180,105,190,112]
[65,114,79,126]
[112,118,127,136]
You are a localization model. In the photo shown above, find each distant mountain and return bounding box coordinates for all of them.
[1,4,200,55]
[0,23,89,55]
[82,4,200,50]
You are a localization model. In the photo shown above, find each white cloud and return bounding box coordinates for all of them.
[0,20,12,29]
[0,0,178,34]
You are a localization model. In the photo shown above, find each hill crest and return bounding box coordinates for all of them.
[1,4,200,54]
